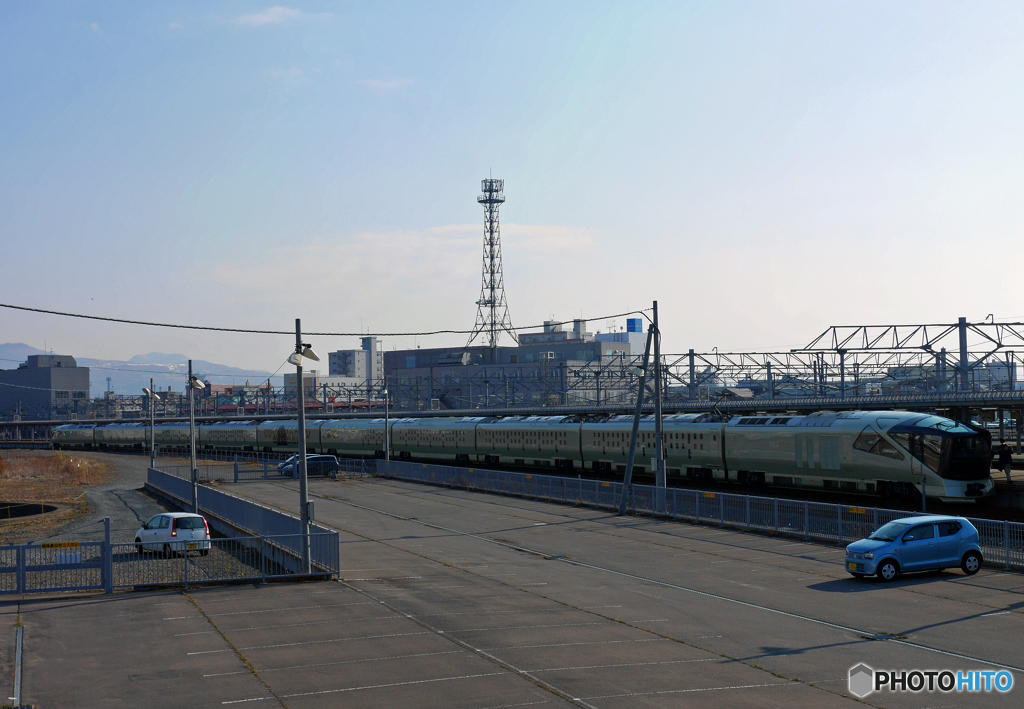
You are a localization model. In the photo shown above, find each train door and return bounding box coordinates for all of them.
[907,434,924,494]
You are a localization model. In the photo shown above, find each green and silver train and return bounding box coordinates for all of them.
[51,410,995,502]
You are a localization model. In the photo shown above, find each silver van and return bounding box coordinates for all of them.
[845,515,982,581]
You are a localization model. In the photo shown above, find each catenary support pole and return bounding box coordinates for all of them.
[653,301,666,503]
[618,328,654,515]
[296,319,311,573]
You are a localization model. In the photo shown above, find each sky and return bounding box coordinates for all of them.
[2,1,1024,377]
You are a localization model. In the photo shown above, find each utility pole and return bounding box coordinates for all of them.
[618,327,654,515]
[653,302,666,510]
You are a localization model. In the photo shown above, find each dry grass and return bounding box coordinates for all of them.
[0,452,110,544]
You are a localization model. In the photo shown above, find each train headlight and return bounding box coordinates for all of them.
[863,552,874,560]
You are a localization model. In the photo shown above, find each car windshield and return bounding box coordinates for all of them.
[175,517,206,529]
[868,521,910,542]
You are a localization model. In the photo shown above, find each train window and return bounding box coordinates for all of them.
[872,438,904,461]
[853,429,880,452]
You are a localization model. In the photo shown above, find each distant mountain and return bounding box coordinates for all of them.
[0,342,45,365]
[128,353,188,365]
[0,343,280,396]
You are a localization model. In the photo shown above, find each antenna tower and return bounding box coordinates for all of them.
[466,178,519,353]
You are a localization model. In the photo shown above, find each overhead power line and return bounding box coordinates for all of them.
[0,303,651,338]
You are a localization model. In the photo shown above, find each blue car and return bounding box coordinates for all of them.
[845,515,983,581]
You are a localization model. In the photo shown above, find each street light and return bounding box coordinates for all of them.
[187,361,205,514]
[383,382,390,462]
[291,319,320,573]
[143,381,161,469]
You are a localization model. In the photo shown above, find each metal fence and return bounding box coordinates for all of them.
[158,456,377,483]
[147,468,339,574]
[0,521,338,595]
[378,461,1024,572]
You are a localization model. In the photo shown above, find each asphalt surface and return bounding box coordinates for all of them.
[4,474,1023,708]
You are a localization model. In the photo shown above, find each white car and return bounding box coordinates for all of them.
[135,512,211,556]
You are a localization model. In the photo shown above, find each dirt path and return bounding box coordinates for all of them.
[1,451,185,544]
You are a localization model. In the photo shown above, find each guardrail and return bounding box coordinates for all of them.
[378,461,1024,572]
[147,468,339,575]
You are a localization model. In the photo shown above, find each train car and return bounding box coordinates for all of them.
[581,415,726,475]
[391,417,493,464]
[257,420,324,454]
[662,414,728,478]
[50,424,98,450]
[319,419,386,458]
[94,423,148,450]
[721,411,994,501]
[200,421,259,451]
[476,416,580,468]
[154,423,197,450]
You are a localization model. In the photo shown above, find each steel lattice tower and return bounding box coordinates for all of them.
[466,178,519,353]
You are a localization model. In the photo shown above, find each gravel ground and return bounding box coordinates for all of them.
[32,452,185,545]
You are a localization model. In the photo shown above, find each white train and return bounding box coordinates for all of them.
[51,410,995,502]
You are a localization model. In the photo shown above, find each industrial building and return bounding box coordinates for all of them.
[0,355,90,419]
[382,318,648,409]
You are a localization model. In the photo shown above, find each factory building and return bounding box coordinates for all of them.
[0,355,90,419]
[382,319,648,409]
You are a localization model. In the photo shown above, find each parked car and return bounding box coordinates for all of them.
[135,512,211,557]
[845,515,982,581]
[278,454,339,479]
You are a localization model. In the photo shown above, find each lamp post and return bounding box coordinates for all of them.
[142,380,161,469]
[187,361,205,513]
[383,381,390,462]
[289,319,320,573]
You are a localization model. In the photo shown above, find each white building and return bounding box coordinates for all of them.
[328,337,383,385]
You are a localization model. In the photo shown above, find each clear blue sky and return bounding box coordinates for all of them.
[2,2,1023,372]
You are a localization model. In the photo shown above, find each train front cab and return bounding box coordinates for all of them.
[882,415,995,501]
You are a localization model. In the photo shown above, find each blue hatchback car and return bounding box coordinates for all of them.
[845,515,983,581]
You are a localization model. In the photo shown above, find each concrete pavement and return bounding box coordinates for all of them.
[4,475,1024,708]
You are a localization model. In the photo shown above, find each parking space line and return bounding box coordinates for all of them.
[222,672,507,704]
[347,576,423,581]
[485,638,666,651]
[583,681,788,700]
[166,602,372,620]
[180,614,402,636]
[450,622,604,634]
[203,650,465,677]
[528,658,717,673]
[189,631,430,655]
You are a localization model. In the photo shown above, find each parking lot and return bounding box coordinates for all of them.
[4,475,1024,707]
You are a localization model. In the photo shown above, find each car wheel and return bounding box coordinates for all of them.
[200,549,210,557]
[163,544,173,558]
[961,551,982,575]
[135,539,143,554]
[877,560,899,581]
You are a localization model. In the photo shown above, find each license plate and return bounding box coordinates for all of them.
[847,562,856,571]
[188,543,198,550]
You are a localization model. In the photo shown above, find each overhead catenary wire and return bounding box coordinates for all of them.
[0,302,652,337]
